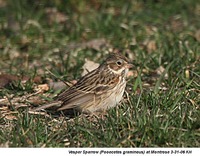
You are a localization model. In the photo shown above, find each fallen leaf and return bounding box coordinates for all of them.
[0,141,9,148]
[120,23,129,30]
[0,74,18,88]
[194,29,200,42]
[48,80,77,91]
[37,84,49,92]
[0,73,42,88]
[169,15,185,32]
[81,58,99,76]
[156,66,168,78]
[64,138,70,146]
[0,0,7,8]
[4,114,17,120]
[45,7,68,24]
[145,26,158,36]
[85,38,110,51]
[144,40,157,53]
[127,70,138,78]
[48,81,67,91]
[32,76,42,83]
[67,38,111,52]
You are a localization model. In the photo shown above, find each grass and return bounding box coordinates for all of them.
[0,0,199,147]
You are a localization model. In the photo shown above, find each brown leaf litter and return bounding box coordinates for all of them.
[0,73,42,88]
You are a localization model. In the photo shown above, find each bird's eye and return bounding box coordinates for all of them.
[116,60,123,66]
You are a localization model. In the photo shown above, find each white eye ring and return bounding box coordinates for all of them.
[116,60,123,66]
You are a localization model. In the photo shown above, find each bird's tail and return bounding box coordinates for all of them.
[29,101,62,112]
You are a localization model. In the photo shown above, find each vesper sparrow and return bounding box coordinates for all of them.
[33,52,132,113]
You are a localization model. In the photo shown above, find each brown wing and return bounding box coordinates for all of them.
[56,66,120,111]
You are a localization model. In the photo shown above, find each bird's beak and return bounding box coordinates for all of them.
[126,63,133,69]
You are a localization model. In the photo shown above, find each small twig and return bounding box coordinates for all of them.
[28,110,51,118]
